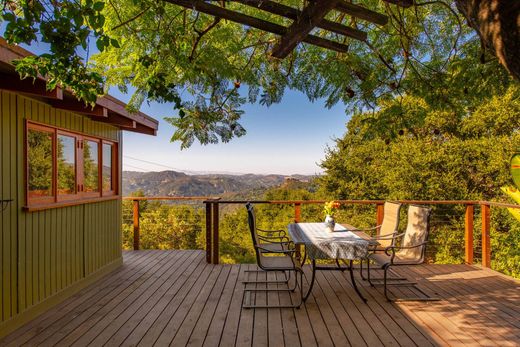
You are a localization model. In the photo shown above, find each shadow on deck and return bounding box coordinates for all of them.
[1,250,519,346]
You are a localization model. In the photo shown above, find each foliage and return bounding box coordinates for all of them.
[2,0,493,148]
[318,52,520,273]
[0,0,118,104]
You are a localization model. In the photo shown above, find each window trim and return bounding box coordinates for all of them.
[81,136,103,199]
[56,130,79,202]
[101,140,118,196]
[25,123,56,205]
[25,120,119,209]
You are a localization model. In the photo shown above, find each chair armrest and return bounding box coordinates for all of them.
[256,246,296,255]
[357,225,381,232]
[371,232,404,240]
[384,242,429,258]
[258,237,293,248]
[258,234,290,242]
[257,228,286,236]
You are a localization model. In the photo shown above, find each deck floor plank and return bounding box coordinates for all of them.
[400,264,520,343]
[235,264,256,347]
[275,270,301,347]
[1,250,163,347]
[150,261,221,346]
[122,253,209,346]
[202,265,241,347]
[103,251,203,346]
[63,250,185,346]
[1,250,519,347]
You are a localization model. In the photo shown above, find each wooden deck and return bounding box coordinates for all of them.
[1,250,519,346]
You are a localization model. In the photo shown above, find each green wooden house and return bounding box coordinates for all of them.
[0,38,158,337]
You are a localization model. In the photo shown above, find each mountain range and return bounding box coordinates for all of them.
[122,170,315,197]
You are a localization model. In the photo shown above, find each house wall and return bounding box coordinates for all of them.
[0,90,123,336]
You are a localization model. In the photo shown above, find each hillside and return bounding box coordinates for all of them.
[122,170,315,197]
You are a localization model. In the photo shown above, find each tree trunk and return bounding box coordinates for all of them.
[455,0,520,80]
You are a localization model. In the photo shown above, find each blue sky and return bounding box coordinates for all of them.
[115,89,350,175]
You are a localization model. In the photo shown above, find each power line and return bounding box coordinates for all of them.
[123,163,149,171]
[123,155,181,171]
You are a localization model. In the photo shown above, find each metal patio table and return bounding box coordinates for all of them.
[288,222,378,303]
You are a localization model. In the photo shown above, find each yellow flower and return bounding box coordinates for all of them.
[323,200,340,216]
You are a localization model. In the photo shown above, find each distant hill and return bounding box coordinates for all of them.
[122,170,315,197]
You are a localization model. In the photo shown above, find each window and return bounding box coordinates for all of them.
[83,139,100,194]
[102,142,114,193]
[27,126,54,203]
[26,121,118,207]
[57,133,77,198]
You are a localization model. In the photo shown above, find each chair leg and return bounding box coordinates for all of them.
[362,263,407,282]
[380,265,439,302]
[383,265,394,302]
[243,269,303,309]
[359,259,367,280]
[243,268,289,285]
[367,259,375,287]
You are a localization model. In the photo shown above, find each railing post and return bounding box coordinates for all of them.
[376,203,384,236]
[481,203,491,268]
[464,204,474,264]
[294,203,301,223]
[133,199,140,250]
[212,200,220,264]
[205,202,212,264]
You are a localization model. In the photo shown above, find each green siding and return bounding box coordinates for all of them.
[0,90,123,332]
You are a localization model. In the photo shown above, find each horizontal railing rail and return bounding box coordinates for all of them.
[124,197,520,268]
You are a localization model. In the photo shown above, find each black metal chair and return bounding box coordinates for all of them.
[366,205,440,302]
[242,202,304,308]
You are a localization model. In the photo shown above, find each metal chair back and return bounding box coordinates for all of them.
[397,205,432,263]
[378,201,402,248]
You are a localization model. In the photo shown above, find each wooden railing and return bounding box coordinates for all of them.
[123,197,520,267]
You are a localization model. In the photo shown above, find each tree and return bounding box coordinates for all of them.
[1,0,518,147]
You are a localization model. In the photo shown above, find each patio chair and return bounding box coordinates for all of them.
[242,202,304,308]
[366,205,439,302]
[359,201,405,279]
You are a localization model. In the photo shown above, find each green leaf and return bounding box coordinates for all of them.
[110,38,120,48]
[93,1,105,11]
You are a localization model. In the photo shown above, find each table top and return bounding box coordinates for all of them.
[288,222,378,260]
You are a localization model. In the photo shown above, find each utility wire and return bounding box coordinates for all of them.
[123,163,149,171]
[123,155,182,171]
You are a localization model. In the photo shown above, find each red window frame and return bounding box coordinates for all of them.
[25,121,119,209]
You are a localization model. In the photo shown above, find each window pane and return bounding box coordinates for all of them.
[83,140,99,192]
[28,129,53,198]
[102,143,113,191]
[57,134,76,195]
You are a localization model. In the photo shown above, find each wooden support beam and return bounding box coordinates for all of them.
[376,203,385,234]
[96,112,136,128]
[481,203,491,268]
[133,200,140,250]
[335,1,389,26]
[212,201,220,264]
[165,0,350,54]
[0,73,63,100]
[123,123,158,136]
[383,0,414,8]
[294,203,301,223]
[465,204,474,265]
[97,95,158,129]
[205,202,212,264]
[49,100,108,117]
[238,0,367,41]
[272,0,342,58]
